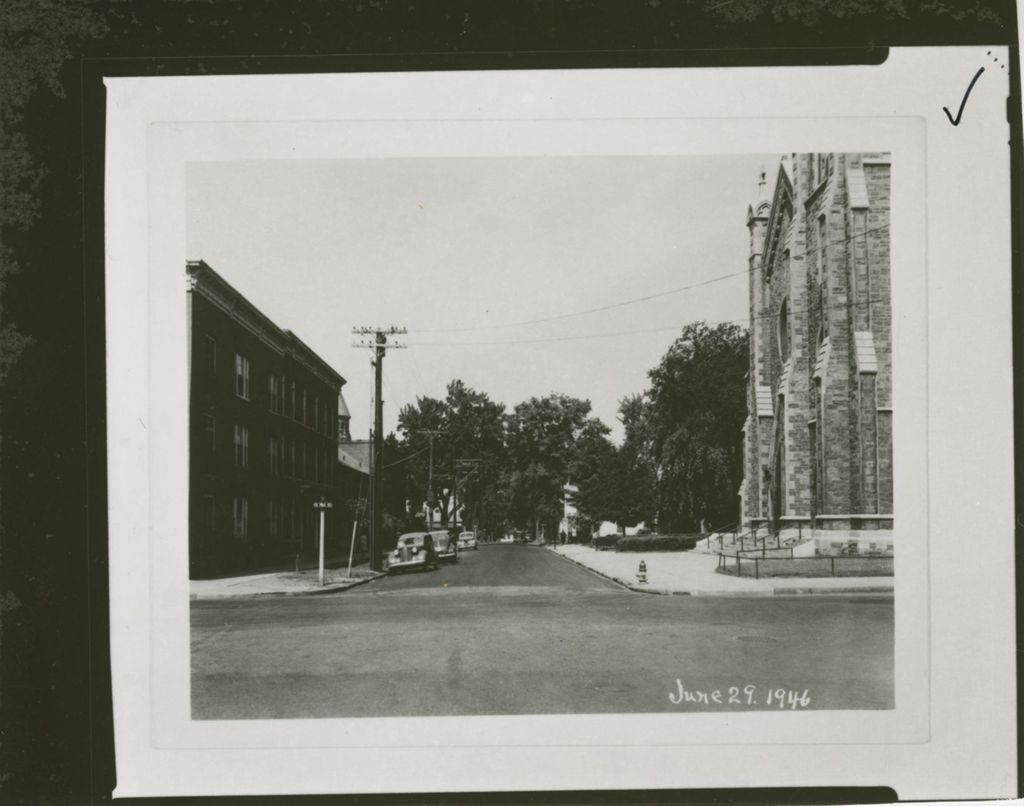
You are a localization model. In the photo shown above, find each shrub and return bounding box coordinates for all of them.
[591,534,622,551]
[616,534,699,552]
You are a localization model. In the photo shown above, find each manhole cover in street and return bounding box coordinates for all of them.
[736,635,778,643]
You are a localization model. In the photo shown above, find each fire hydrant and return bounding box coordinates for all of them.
[637,560,648,584]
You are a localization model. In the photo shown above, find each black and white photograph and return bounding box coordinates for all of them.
[100,53,1014,799]
[2,0,1022,801]
[185,152,896,720]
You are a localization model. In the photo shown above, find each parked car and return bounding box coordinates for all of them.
[387,532,438,573]
[457,531,478,551]
[430,529,460,563]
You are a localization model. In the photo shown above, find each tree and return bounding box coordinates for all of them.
[505,394,605,541]
[396,393,450,524]
[643,321,749,532]
[572,397,657,534]
[443,380,507,533]
[379,432,417,538]
[394,381,508,533]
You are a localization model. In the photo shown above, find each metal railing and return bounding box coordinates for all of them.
[711,520,817,554]
[716,553,894,579]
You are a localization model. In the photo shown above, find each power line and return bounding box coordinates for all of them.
[414,270,750,334]
[416,325,682,347]
[381,443,431,470]
[380,413,481,469]
[413,293,892,348]
[411,222,890,335]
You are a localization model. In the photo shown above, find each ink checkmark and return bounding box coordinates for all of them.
[943,67,985,126]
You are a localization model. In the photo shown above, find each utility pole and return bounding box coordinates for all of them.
[415,429,446,528]
[353,325,406,571]
[454,458,482,532]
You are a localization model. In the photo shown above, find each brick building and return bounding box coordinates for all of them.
[187,260,352,578]
[739,154,893,552]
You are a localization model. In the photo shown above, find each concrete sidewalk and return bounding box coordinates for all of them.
[549,544,894,596]
[190,563,385,600]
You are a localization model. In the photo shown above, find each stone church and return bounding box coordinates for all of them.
[739,153,893,554]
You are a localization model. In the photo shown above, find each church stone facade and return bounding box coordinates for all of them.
[739,154,893,547]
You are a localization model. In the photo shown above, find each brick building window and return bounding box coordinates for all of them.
[204,335,217,374]
[269,436,281,475]
[314,397,320,433]
[289,439,296,477]
[269,375,280,413]
[777,297,791,363]
[290,382,297,420]
[202,413,216,452]
[235,353,250,399]
[234,424,249,468]
[233,496,248,540]
[818,215,827,281]
[302,390,308,426]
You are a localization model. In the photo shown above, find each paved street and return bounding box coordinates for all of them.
[191,544,893,719]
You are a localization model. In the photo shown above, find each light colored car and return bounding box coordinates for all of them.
[500,534,514,543]
[387,532,438,573]
[430,529,459,563]
[457,531,478,551]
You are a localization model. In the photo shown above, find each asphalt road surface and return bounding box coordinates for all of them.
[191,543,893,719]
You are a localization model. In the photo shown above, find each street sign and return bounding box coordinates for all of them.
[313,501,334,510]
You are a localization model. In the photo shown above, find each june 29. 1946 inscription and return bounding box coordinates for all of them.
[669,679,811,710]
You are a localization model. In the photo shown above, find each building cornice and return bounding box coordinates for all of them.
[187,260,345,390]
[188,260,289,355]
[284,330,345,390]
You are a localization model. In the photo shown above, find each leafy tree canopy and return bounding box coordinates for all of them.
[644,321,749,532]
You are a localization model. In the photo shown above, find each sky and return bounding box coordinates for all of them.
[187,154,777,442]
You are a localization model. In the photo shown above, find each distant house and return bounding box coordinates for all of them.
[187,259,348,578]
[558,482,579,541]
[597,522,649,538]
[336,391,371,475]
[561,480,647,540]
[335,390,372,556]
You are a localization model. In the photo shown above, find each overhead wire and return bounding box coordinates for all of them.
[408,222,890,338]
[415,293,893,348]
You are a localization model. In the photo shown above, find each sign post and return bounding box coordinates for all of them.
[346,503,362,579]
[313,498,334,586]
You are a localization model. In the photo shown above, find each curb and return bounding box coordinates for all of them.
[547,548,634,592]
[772,585,894,596]
[189,572,386,601]
[547,547,894,598]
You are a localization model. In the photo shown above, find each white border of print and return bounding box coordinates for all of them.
[106,48,1015,799]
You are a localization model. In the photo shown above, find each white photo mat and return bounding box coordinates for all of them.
[106,47,1015,798]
